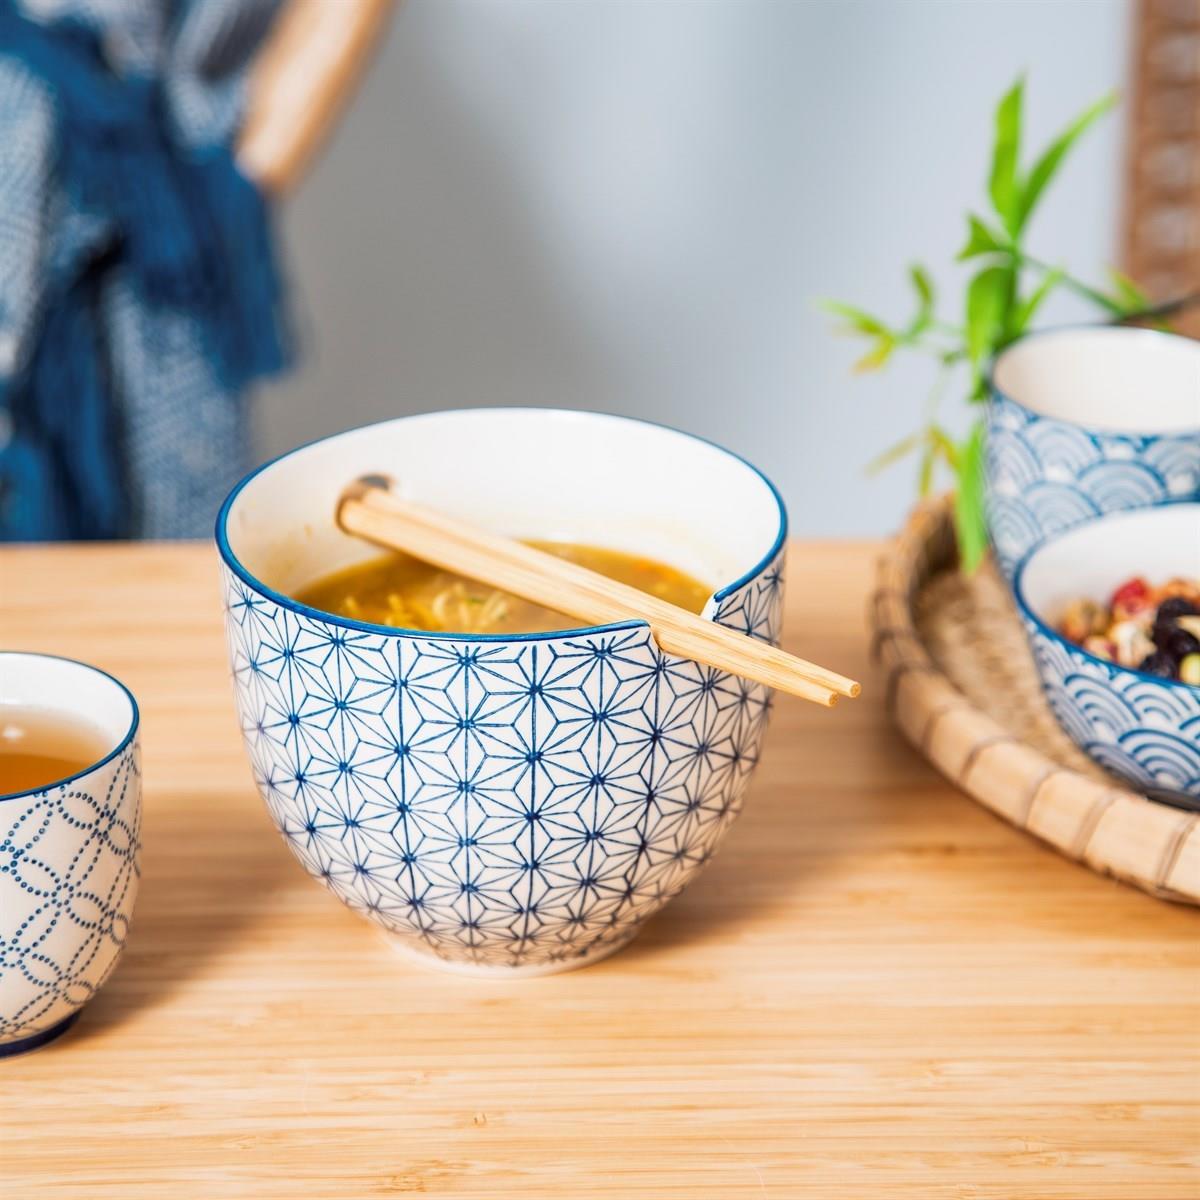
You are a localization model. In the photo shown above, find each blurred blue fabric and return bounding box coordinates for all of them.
[0,0,291,540]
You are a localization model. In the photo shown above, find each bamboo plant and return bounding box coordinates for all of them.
[824,79,1154,570]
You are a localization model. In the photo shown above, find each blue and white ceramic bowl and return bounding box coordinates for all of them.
[987,327,1200,579]
[217,409,787,975]
[0,653,141,1056]
[1014,503,1200,809]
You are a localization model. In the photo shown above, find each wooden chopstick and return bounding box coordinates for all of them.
[336,479,861,709]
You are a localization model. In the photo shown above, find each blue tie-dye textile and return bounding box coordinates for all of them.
[0,0,290,539]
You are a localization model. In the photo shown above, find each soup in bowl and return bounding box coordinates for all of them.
[216,409,787,974]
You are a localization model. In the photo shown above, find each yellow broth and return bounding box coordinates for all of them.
[294,541,712,634]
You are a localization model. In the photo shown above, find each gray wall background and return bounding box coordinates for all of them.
[257,0,1129,536]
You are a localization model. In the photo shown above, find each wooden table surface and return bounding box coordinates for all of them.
[2,542,1197,1199]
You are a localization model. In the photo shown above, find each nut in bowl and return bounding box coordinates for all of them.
[1013,503,1200,810]
[216,409,788,975]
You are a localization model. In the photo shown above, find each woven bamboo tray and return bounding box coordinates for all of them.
[871,496,1200,905]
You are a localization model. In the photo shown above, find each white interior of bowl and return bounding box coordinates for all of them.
[221,409,784,607]
[0,653,136,755]
[1017,503,1200,626]
[992,328,1200,433]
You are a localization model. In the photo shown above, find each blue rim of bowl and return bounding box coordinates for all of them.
[0,652,140,804]
[1010,501,1200,694]
[215,407,789,643]
[986,323,1200,438]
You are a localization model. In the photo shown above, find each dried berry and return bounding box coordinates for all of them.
[1156,596,1199,624]
[1061,575,1200,684]
[1138,651,1176,679]
[1111,576,1153,621]
[1154,604,1196,650]
[1164,627,1200,662]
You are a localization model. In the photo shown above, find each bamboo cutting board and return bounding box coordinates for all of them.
[1,542,1197,1199]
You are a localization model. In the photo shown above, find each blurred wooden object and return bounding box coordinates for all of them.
[238,0,396,193]
[1124,0,1200,336]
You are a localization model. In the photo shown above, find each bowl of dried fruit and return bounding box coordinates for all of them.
[1013,502,1200,809]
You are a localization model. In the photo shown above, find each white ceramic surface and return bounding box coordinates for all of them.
[218,409,787,974]
[1014,503,1200,806]
[986,327,1200,578]
[0,653,141,1055]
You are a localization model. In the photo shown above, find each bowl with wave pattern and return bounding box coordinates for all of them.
[987,327,1200,579]
[1014,503,1200,809]
[216,409,787,975]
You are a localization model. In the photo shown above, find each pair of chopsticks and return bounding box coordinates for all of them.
[337,479,860,708]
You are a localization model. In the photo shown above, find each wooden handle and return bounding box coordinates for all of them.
[238,0,396,193]
[336,481,861,709]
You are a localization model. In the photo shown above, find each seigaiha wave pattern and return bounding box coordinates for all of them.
[1024,620,1200,805]
[986,392,1200,577]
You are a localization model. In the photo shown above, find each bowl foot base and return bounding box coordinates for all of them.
[382,928,642,977]
[0,1011,80,1059]
[1143,786,1200,813]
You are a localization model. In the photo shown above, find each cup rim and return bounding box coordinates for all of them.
[0,652,140,804]
[1010,500,1200,695]
[987,323,1200,437]
[214,407,789,644]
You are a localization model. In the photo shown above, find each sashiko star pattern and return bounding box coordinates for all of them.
[223,554,784,969]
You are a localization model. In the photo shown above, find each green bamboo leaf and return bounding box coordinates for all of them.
[965,264,1012,369]
[910,265,934,310]
[1017,91,1117,229]
[819,299,894,339]
[930,425,960,470]
[918,423,957,495]
[853,335,896,372]
[866,431,922,475]
[990,79,1023,236]
[1105,267,1150,312]
[905,264,935,336]
[953,422,988,572]
[1012,265,1064,333]
[918,439,936,496]
[956,214,1008,261]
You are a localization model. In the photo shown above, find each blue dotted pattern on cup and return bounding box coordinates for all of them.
[1022,620,1200,803]
[985,391,1200,578]
[222,555,784,971]
[0,747,141,1042]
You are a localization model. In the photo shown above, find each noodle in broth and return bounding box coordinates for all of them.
[294,542,712,635]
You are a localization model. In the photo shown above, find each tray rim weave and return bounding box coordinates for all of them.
[870,496,1199,906]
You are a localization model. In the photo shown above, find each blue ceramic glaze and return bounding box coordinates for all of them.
[1012,505,1200,810]
[0,654,141,1050]
[985,327,1200,578]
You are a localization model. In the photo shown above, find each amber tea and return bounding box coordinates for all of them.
[0,707,111,795]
